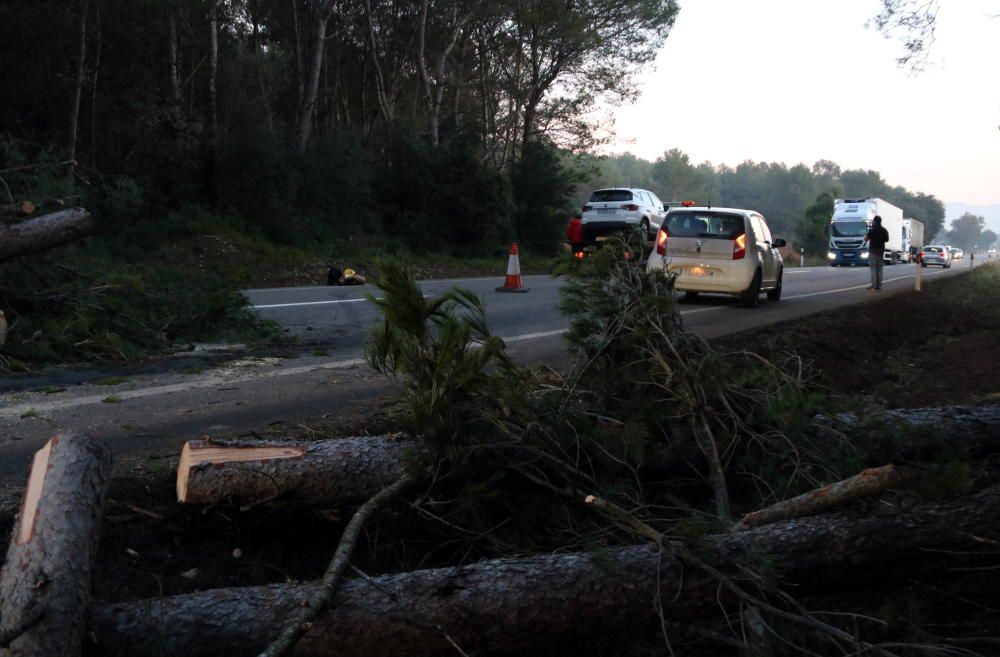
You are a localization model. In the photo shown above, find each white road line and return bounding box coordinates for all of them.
[501,329,568,343]
[254,298,370,309]
[254,294,431,309]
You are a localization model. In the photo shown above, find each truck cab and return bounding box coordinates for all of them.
[827,198,906,267]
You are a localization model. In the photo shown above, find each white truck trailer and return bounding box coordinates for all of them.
[828,198,907,266]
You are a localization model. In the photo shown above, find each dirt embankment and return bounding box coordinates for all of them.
[713,265,1000,409]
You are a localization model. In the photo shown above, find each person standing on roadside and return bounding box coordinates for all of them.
[566,215,584,256]
[863,215,890,291]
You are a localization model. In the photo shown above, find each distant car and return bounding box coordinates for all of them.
[646,206,785,307]
[581,188,667,241]
[949,246,964,260]
[920,245,952,268]
[989,248,998,257]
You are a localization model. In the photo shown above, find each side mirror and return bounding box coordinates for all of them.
[772,238,787,248]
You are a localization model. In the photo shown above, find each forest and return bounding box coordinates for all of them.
[1,0,950,256]
[0,0,963,367]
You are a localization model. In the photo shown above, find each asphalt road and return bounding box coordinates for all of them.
[0,259,989,487]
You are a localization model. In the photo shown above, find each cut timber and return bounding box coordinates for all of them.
[737,464,908,529]
[0,208,95,263]
[89,485,1000,657]
[0,433,112,657]
[176,436,412,506]
[178,406,1000,509]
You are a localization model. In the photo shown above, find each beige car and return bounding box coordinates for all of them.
[646,207,785,307]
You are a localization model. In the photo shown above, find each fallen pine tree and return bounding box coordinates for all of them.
[176,435,414,506]
[0,208,95,263]
[175,405,1000,508]
[1,433,112,657]
[89,483,1000,657]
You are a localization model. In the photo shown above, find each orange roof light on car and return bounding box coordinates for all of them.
[681,200,696,207]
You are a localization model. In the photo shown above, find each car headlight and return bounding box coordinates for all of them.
[827,252,836,260]
[861,252,869,259]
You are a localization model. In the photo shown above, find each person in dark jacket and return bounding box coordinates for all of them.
[863,215,890,291]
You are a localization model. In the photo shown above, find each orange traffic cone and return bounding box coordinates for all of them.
[496,243,529,293]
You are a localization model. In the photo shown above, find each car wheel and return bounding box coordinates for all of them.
[766,268,782,302]
[684,291,700,301]
[741,269,762,308]
[640,218,651,241]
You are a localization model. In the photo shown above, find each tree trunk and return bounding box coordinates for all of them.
[167,5,181,104]
[295,10,328,155]
[0,209,96,263]
[249,0,274,133]
[89,2,101,169]
[207,1,219,149]
[176,436,413,506]
[89,485,1000,657]
[363,0,393,127]
[292,0,305,110]
[67,0,89,168]
[175,406,1000,509]
[0,434,112,657]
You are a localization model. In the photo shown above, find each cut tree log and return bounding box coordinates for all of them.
[176,436,413,506]
[89,484,1000,657]
[0,433,112,657]
[0,208,95,263]
[177,405,1000,508]
[736,464,908,529]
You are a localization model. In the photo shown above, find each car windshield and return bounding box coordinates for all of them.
[665,212,744,239]
[925,246,943,253]
[831,221,868,237]
[589,189,633,203]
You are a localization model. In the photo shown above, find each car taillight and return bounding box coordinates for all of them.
[582,204,592,212]
[733,234,747,260]
[622,204,639,211]
[655,229,668,255]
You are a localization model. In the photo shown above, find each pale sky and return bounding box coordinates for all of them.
[605,0,1000,207]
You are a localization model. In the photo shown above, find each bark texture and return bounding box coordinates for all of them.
[0,433,112,657]
[178,405,1000,509]
[737,464,907,529]
[177,436,413,506]
[0,209,96,263]
[90,485,1000,657]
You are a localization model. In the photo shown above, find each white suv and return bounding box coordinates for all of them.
[581,188,667,241]
[646,206,785,307]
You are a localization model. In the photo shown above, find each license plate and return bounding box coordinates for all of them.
[686,266,710,277]
[597,208,615,214]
